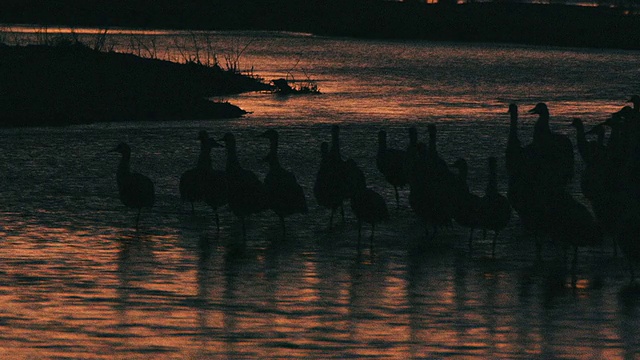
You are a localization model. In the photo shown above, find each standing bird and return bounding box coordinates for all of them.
[408,125,455,240]
[347,159,389,249]
[111,142,155,230]
[570,118,595,165]
[478,157,512,256]
[179,130,210,212]
[314,141,340,228]
[505,103,549,255]
[221,133,269,240]
[529,102,575,188]
[450,158,481,247]
[314,125,348,228]
[258,129,308,237]
[376,129,408,208]
[423,124,456,239]
[201,143,229,233]
[543,189,603,279]
[179,130,228,225]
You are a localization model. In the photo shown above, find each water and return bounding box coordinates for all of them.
[0,28,640,358]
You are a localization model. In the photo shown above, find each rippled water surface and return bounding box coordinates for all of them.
[1,29,640,358]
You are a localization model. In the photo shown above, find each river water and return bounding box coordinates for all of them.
[0,28,639,359]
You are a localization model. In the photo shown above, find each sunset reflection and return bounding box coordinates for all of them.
[0,24,639,358]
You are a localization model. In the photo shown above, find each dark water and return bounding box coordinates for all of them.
[0,29,639,358]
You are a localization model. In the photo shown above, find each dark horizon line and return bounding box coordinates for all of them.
[2,1,640,50]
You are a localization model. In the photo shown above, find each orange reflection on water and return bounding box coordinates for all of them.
[0,24,175,36]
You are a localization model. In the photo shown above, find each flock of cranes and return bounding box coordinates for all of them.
[111,97,640,281]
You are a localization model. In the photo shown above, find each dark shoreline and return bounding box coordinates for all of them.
[2,1,640,50]
[0,42,272,127]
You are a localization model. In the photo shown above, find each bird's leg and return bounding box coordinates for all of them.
[215,212,220,233]
[191,202,195,215]
[468,228,474,249]
[340,203,345,223]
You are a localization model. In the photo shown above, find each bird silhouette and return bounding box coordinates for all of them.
[201,152,229,232]
[179,131,228,230]
[376,129,408,208]
[505,103,550,255]
[570,118,595,165]
[258,129,308,237]
[314,141,340,227]
[179,130,211,212]
[409,124,455,240]
[450,158,481,247]
[582,116,628,255]
[111,142,155,230]
[423,124,456,239]
[529,102,575,187]
[508,105,603,271]
[543,189,603,279]
[478,157,511,256]
[572,120,607,203]
[221,132,269,240]
[314,125,349,228]
[347,159,389,249]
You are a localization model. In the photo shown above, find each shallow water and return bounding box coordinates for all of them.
[0,29,639,358]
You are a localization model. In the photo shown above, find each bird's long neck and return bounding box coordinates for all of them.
[428,132,437,157]
[508,111,521,148]
[266,138,281,170]
[573,120,588,162]
[533,111,551,143]
[225,143,240,172]
[117,152,131,186]
[197,140,213,170]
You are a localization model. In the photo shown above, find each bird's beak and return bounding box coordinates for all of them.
[528,107,538,114]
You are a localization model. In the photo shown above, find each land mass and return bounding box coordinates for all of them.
[2,1,640,50]
[0,41,272,127]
